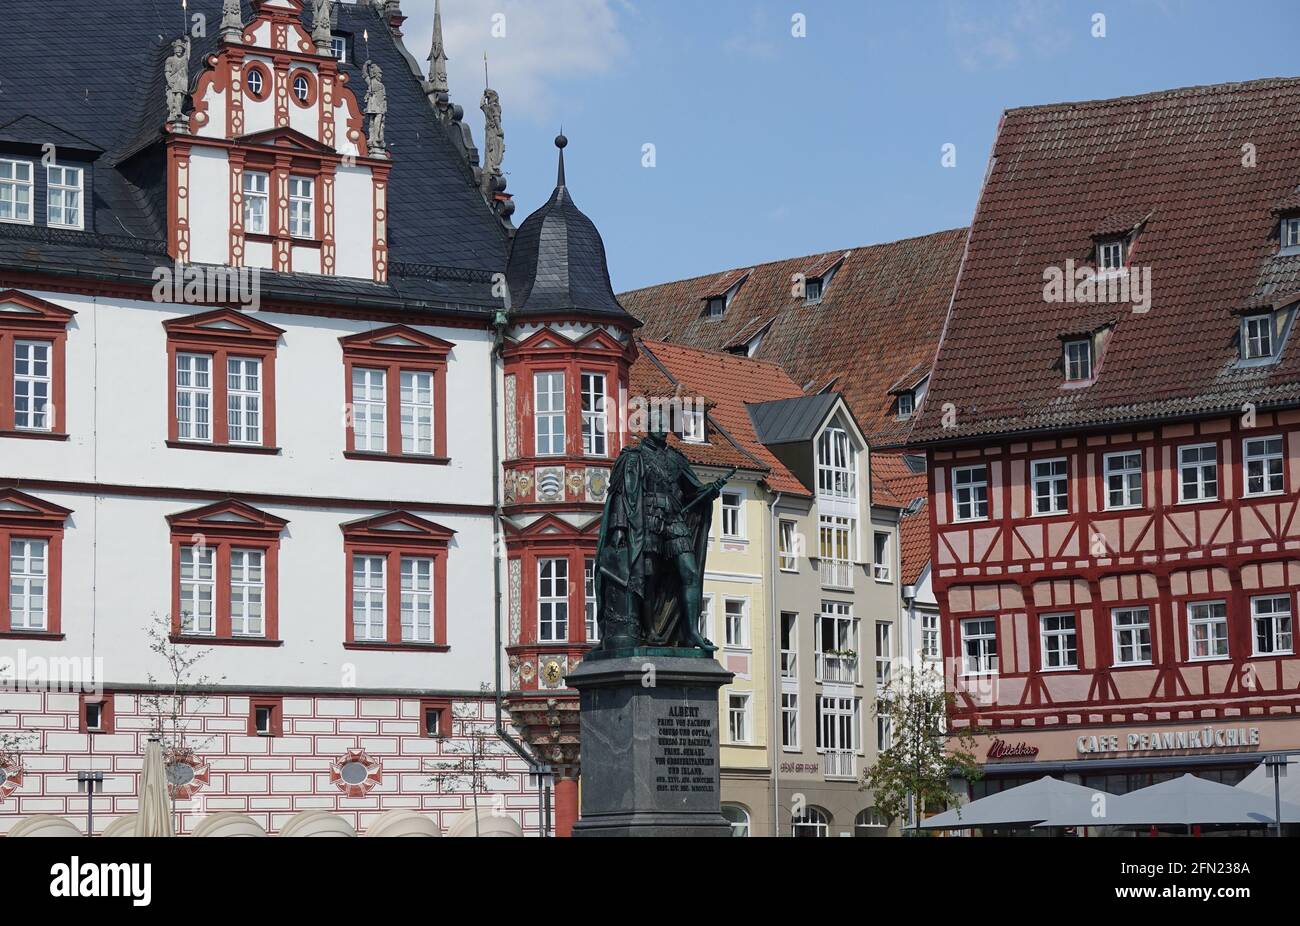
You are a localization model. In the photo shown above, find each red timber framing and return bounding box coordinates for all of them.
[929,409,1300,729]
[501,325,635,512]
[0,488,71,639]
[340,511,454,651]
[339,325,453,463]
[0,290,75,440]
[163,307,283,452]
[167,499,288,645]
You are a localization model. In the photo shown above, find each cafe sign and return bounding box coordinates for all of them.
[1076,725,1261,756]
[987,739,1039,760]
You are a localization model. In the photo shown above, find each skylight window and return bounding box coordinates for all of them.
[1064,338,1093,382]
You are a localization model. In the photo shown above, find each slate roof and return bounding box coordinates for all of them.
[0,0,509,314]
[619,228,969,446]
[505,141,635,323]
[911,77,1300,445]
[632,339,810,496]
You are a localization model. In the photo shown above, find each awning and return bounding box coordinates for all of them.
[921,776,1114,829]
[1033,774,1300,827]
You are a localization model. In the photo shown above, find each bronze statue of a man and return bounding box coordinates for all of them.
[593,419,731,654]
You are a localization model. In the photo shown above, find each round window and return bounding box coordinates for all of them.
[166,762,195,787]
[247,69,264,98]
[293,74,310,103]
[339,760,369,785]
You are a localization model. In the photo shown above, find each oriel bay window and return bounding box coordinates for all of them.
[534,371,566,456]
[0,488,69,638]
[164,308,281,452]
[341,326,452,463]
[168,500,286,644]
[341,511,453,649]
[580,372,607,457]
[0,289,74,438]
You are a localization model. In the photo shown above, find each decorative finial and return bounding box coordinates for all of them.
[555,133,568,187]
[427,0,449,96]
[311,0,334,51]
[220,0,242,38]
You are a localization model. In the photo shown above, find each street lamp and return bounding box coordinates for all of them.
[1264,753,1288,838]
[75,770,106,836]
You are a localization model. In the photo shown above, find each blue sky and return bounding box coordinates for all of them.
[395,0,1300,290]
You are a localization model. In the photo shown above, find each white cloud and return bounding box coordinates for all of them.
[946,0,1071,72]
[392,0,629,119]
[723,8,780,61]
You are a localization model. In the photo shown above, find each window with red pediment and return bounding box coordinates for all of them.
[0,290,75,440]
[341,511,454,650]
[506,514,600,646]
[167,500,287,645]
[164,308,282,453]
[0,488,70,639]
[340,326,453,463]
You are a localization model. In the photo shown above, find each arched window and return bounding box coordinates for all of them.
[721,803,750,837]
[855,807,888,836]
[792,806,829,837]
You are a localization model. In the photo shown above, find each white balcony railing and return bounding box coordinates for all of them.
[819,560,854,589]
[824,749,855,779]
[816,652,858,684]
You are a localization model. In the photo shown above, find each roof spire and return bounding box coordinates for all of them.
[555,132,567,188]
[427,0,449,96]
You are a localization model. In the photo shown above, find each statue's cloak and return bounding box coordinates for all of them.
[595,441,713,648]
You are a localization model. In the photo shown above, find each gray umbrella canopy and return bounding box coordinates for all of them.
[921,776,1114,829]
[1035,774,1300,827]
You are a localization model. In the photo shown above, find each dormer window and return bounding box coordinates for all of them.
[1097,238,1125,271]
[330,36,348,63]
[706,296,726,319]
[1243,313,1275,361]
[46,165,84,230]
[1282,216,1300,251]
[0,159,33,225]
[679,406,706,443]
[1063,338,1093,382]
[804,277,824,305]
[895,391,914,420]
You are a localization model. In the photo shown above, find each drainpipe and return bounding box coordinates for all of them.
[487,312,544,804]
[770,491,783,837]
[901,582,917,831]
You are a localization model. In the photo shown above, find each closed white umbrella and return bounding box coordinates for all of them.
[1035,773,1300,827]
[921,776,1114,829]
[134,739,175,837]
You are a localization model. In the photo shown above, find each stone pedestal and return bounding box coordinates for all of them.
[569,655,734,837]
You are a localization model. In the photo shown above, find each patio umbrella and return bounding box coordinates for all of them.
[921,776,1114,829]
[1034,773,1300,827]
[134,739,175,837]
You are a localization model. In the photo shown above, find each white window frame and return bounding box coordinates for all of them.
[720,490,744,540]
[960,617,998,676]
[534,371,566,456]
[1178,443,1218,503]
[1112,607,1153,666]
[584,557,598,642]
[871,531,890,582]
[780,611,797,679]
[781,691,800,750]
[1243,435,1285,497]
[705,296,726,319]
[1252,594,1293,657]
[728,692,752,744]
[176,352,213,443]
[816,695,857,778]
[803,276,824,304]
[723,597,748,649]
[247,68,265,98]
[1031,458,1069,516]
[8,538,48,631]
[242,170,270,235]
[679,406,706,443]
[1063,339,1093,382]
[816,426,856,500]
[12,339,52,432]
[580,372,607,457]
[229,548,265,637]
[816,602,858,684]
[1097,238,1124,271]
[1104,450,1143,510]
[1039,612,1078,671]
[895,391,915,419]
[46,164,84,230]
[399,556,434,643]
[921,612,940,660]
[699,593,713,642]
[352,554,386,641]
[179,544,216,635]
[818,515,855,589]
[226,356,262,445]
[292,74,311,104]
[1243,314,1274,361]
[351,367,387,453]
[874,621,893,688]
[288,176,315,239]
[399,370,434,456]
[538,557,569,642]
[329,36,347,62]
[952,465,989,522]
[0,159,33,225]
[778,519,799,572]
[1187,600,1229,661]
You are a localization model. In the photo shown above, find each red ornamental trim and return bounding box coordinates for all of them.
[0,755,23,801]
[330,747,382,797]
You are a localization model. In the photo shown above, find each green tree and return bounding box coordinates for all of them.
[862,662,981,833]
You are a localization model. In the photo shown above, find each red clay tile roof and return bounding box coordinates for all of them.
[871,451,931,585]
[912,77,1300,445]
[632,339,811,497]
[619,228,969,447]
